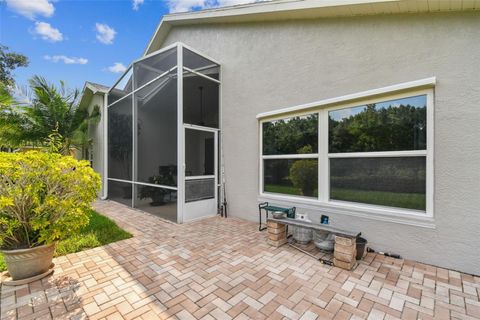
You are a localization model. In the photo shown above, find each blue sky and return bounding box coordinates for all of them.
[0,0,257,93]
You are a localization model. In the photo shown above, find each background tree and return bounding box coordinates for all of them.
[0,45,29,86]
[0,76,100,154]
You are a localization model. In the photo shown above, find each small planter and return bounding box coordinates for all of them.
[1,242,56,281]
[292,226,313,244]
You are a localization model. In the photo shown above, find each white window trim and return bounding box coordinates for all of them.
[258,83,435,228]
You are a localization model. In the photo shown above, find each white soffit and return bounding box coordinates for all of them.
[145,0,480,54]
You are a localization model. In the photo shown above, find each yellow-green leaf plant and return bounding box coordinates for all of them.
[0,151,101,249]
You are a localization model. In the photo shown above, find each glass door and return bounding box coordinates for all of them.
[183,126,218,221]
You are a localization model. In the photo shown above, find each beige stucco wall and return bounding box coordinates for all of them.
[158,12,480,274]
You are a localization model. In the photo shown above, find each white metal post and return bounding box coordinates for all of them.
[102,93,108,199]
[177,44,184,223]
[131,67,136,207]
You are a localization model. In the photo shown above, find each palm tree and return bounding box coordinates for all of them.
[0,76,100,156]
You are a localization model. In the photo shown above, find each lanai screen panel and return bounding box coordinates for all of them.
[182,48,220,211]
[107,46,179,222]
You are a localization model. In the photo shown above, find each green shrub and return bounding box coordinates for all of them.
[289,159,318,197]
[0,151,101,250]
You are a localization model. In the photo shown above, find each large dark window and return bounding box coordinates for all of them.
[264,159,318,198]
[135,71,177,187]
[263,114,318,155]
[329,95,426,153]
[260,93,430,213]
[261,113,319,198]
[330,157,426,210]
[108,95,132,180]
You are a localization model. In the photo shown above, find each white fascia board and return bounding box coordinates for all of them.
[256,77,436,120]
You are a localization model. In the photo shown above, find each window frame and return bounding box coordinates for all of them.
[258,87,434,225]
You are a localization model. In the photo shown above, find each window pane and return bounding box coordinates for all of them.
[185,129,214,176]
[185,178,215,202]
[183,71,219,128]
[330,157,426,210]
[263,114,318,155]
[134,47,177,89]
[183,48,219,80]
[136,72,177,186]
[108,180,132,207]
[108,68,133,105]
[108,96,132,181]
[264,159,318,198]
[329,95,427,153]
[134,184,177,222]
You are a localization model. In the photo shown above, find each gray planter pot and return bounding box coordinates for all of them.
[292,226,313,244]
[1,242,56,281]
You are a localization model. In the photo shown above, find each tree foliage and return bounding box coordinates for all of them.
[0,76,100,154]
[0,151,101,249]
[262,114,318,155]
[0,45,29,86]
[329,103,426,153]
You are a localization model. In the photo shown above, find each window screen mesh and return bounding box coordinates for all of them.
[185,178,215,202]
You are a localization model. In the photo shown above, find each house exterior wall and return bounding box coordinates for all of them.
[158,12,480,274]
[87,93,105,195]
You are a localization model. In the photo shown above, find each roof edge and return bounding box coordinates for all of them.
[144,0,480,55]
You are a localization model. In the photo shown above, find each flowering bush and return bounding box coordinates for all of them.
[0,151,101,250]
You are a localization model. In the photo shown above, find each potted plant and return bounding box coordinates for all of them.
[0,151,100,281]
[139,166,175,206]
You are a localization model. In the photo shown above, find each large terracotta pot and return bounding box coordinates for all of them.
[1,243,56,280]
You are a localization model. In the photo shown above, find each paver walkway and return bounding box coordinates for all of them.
[1,200,479,320]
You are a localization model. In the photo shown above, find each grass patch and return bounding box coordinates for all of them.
[331,188,425,210]
[264,184,318,197]
[264,184,425,210]
[0,210,132,272]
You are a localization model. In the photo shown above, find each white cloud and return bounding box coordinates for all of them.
[33,22,63,42]
[5,0,54,19]
[132,0,144,10]
[95,23,116,45]
[167,0,260,13]
[44,55,88,65]
[107,62,127,74]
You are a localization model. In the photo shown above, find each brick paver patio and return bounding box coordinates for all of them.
[1,200,479,320]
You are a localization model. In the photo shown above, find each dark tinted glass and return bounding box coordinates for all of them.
[108,96,132,180]
[108,68,133,105]
[329,95,427,153]
[134,47,177,89]
[185,129,215,177]
[135,72,177,186]
[330,157,426,210]
[264,159,318,198]
[183,48,219,80]
[183,71,219,128]
[133,184,177,222]
[263,114,318,155]
[108,180,132,207]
